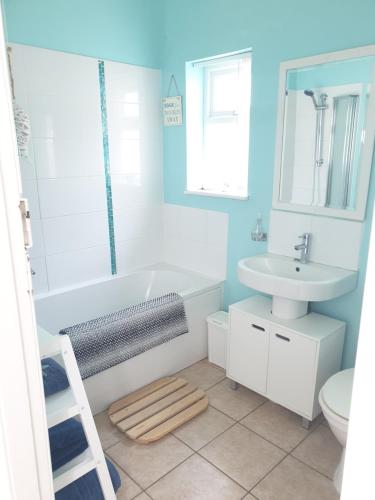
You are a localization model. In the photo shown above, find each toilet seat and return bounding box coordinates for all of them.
[320,368,354,421]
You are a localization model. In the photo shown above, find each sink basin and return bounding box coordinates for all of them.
[238,253,357,319]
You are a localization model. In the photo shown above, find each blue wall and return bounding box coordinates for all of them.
[2,0,164,68]
[161,0,375,368]
[3,0,375,368]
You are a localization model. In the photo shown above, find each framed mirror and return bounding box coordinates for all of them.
[273,46,375,221]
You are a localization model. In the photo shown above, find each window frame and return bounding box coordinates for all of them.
[186,50,252,200]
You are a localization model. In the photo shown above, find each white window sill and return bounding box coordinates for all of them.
[184,189,249,201]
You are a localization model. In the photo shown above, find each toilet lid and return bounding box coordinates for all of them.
[321,368,354,420]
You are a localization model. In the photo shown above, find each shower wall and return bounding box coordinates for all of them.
[11,44,163,293]
[283,83,364,207]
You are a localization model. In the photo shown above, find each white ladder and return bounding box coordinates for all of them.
[38,325,116,498]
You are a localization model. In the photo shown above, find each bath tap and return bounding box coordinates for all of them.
[294,233,312,264]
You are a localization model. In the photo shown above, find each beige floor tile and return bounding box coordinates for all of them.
[134,494,152,500]
[106,434,193,489]
[241,401,310,452]
[173,406,235,450]
[94,411,123,450]
[199,424,285,490]
[207,379,266,420]
[176,360,226,390]
[252,456,339,500]
[292,424,342,479]
[242,495,257,500]
[146,454,246,500]
[113,464,142,500]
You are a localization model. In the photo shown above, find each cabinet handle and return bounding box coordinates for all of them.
[275,333,290,342]
[251,324,265,332]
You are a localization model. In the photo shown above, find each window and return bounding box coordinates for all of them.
[186,51,251,199]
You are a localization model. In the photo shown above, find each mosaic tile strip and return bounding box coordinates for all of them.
[98,60,117,275]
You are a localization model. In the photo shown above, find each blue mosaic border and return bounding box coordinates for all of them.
[98,60,117,275]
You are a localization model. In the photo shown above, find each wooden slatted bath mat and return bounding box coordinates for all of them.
[108,377,208,444]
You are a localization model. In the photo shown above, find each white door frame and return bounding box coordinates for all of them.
[341,206,374,498]
[0,3,54,499]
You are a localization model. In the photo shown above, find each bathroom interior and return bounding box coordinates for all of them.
[1,0,375,499]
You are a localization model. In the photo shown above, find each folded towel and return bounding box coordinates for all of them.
[60,292,188,379]
[56,457,121,499]
[44,356,121,497]
[41,358,69,397]
[49,418,88,471]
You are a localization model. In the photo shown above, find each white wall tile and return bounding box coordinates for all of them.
[163,204,229,280]
[14,44,164,293]
[34,138,103,178]
[30,219,45,259]
[46,245,111,289]
[43,212,109,255]
[28,94,102,140]
[19,140,36,180]
[114,205,162,243]
[309,216,362,270]
[116,235,162,274]
[30,257,49,294]
[200,243,227,280]
[38,177,106,218]
[268,209,363,270]
[268,210,312,259]
[163,204,185,237]
[105,61,161,106]
[108,138,142,176]
[182,207,207,242]
[10,43,100,99]
[111,174,147,209]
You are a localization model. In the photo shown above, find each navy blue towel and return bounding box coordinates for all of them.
[44,356,121,496]
[42,358,69,397]
[49,418,88,471]
[56,457,121,500]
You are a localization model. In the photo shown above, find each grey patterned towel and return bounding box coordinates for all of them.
[59,292,188,379]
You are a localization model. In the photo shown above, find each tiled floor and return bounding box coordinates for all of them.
[95,359,340,500]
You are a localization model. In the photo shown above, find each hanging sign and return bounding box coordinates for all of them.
[163,95,183,126]
[163,74,183,127]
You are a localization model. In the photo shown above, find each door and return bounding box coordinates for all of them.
[267,325,317,418]
[227,308,269,394]
[0,3,54,497]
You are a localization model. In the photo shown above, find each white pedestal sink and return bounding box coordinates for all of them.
[238,253,357,320]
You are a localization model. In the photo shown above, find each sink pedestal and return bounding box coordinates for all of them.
[272,296,308,320]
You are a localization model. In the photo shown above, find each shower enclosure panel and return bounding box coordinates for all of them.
[326,94,359,209]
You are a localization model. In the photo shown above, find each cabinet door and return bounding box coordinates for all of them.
[267,326,317,418]
[227,309,269,394]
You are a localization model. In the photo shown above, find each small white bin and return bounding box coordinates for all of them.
[207,311,228,369]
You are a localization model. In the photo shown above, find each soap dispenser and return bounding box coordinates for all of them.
[251,213,267,241]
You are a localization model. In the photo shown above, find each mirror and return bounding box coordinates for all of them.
[273,47,375,220]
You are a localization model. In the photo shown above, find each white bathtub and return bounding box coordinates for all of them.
[35,264,223,413]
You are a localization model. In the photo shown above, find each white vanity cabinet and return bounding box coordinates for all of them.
[227,295,345,421]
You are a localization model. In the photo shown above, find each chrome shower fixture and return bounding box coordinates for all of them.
[304,89,328,110]
[304,89,329,203]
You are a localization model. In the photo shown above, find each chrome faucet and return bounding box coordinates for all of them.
[294,233,312,264]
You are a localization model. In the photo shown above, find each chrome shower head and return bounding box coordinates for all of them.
[304,89,328,110]
[304,89,319,109]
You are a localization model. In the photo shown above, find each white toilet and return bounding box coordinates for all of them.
[319,368,354,494]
